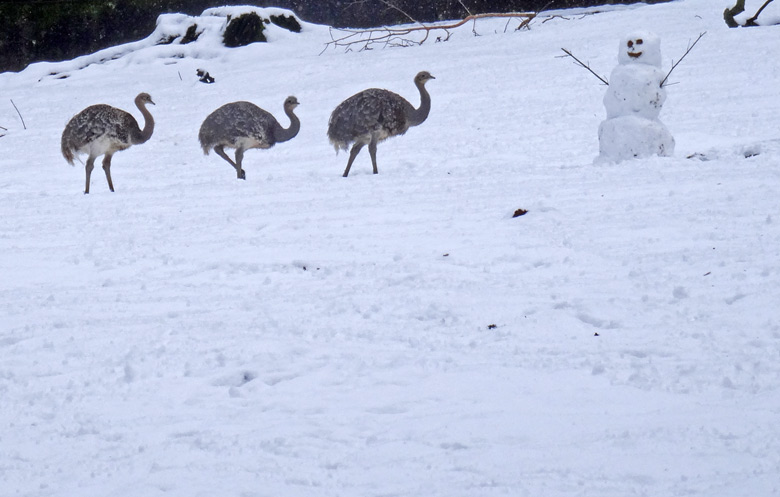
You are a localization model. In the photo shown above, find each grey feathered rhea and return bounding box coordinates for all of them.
[61,92,155,194]
[327,71,435,177]
[198,96,300,180]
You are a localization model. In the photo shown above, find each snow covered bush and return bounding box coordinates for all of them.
[223,12,267,47]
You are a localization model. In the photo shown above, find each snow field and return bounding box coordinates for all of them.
[1,0,779,495]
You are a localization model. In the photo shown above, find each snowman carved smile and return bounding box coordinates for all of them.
[617,32,661,67]
[627,39,644,59]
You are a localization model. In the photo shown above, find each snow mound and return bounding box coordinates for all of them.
[17,6,310,83]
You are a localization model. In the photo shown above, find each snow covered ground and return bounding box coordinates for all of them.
[1,1,779,495]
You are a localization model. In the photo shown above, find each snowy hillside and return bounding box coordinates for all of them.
[1,1,779,496]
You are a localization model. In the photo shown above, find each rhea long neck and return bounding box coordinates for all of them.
[132,97,155,145]
[273,106,301,143]
[408,81,432,127]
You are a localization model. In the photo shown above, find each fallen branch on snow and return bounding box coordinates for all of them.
[321,12,537,54]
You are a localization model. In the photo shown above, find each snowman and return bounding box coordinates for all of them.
[597,30,675,163]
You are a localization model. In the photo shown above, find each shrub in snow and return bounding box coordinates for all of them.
[180,24,201,44]
[223,12,267,47]
[270,14,302,33]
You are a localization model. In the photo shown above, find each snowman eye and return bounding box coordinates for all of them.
[627,41,633,48]
[637,39,643,45]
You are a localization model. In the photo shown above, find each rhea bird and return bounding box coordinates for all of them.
[61,92,155,194]
[198,96,300,180]
[327,71,435,177]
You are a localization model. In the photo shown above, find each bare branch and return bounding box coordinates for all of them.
[10,99,26,130]
[517,2,551,31]
[559,48,609,86]
[322,12,537,54]
[746,0,775,25]
[515,14,535,31]
[661,31,706,87]
[725,0,775,26]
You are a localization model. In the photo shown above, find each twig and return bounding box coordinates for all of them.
[0,124,7,131]
[517,2,551,31]
[503,17,512,33]
[376,0,425,27]
[515,15,535,31]
[661,31,706,87]
[559,48,609,85]
[456,0,473,17]
[10,99,26,130]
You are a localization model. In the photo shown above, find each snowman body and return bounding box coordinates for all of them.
[598,31,675,162]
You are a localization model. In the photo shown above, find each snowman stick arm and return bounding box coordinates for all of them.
[560,48,609,85]
[661,31,706,87]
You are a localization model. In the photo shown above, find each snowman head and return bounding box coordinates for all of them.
[618,31,662,68]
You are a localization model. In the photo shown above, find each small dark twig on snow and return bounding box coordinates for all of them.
[559,48,609,85]
[661,31,706,87]
[10,99,26,130]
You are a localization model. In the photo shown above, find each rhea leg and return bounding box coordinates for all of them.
[343,142,365,178]
[368,138,379,175]
[102,153,115,192]
[214,145,245,180]
[84,156,96,194]
[235,148,246,180]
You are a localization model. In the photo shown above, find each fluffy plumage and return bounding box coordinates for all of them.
[198,96,300,180]
[327,89,413,151]
[327,71,435,177]
[61,92,155,194]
